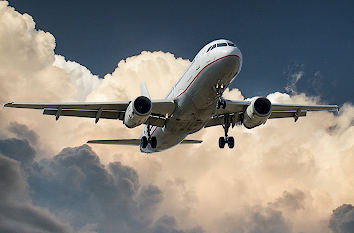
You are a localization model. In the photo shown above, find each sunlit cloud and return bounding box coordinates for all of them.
[0,1,353,233]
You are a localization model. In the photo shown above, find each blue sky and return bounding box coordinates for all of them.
[9,0,354,104]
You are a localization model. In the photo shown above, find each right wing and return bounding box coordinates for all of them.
[206,99,339,128]
[4,99,176,127]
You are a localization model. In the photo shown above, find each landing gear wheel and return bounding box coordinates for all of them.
[141,136,148,148]
[150,136,157,148]
[218,114,235,149]
[219,137,225,148]
[227,137,234,148]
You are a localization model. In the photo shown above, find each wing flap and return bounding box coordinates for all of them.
[43,109,125,120]
[270,110,307,119]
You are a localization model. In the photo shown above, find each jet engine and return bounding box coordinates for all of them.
[243,97,272,129]
[124,96,152,128]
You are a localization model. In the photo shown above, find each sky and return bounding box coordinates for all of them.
[8,0,354,105]
[0,1,354,233]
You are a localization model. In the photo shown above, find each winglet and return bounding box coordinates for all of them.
[140,82,151,99]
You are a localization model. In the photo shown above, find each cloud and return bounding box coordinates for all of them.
[329,204,354,233]
[1,1,354,233]
[284,63,306,95]
[6,122,39,145]
[220,205,291,233]
[0,136,203,233]
[0,153,72,233]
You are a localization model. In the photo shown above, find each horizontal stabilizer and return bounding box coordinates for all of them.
[87,139,202,146]
[87,139,140,145]
[180,139,203,144]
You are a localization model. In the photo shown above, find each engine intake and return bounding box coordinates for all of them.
[124,96,152,128]
[243,97,272,129]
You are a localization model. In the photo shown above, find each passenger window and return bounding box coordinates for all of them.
[227,42,236,47]
[217,43,227,47]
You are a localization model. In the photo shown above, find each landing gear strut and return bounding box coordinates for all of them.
[217,98,226,109]
[141,125,157,149]
[218,115,235,149]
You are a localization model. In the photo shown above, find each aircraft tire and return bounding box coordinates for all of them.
[219,137,225,148]
[141,136,148,148]
[150,137,157,148]
[227,137,234,148]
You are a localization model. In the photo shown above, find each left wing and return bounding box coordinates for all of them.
[206,99,339,128]
[4,99,176,127]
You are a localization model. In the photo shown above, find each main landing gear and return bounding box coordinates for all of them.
[141,125,157,149]
[219,115,235,149]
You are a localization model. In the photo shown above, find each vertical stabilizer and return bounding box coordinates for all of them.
[140,82,151,99]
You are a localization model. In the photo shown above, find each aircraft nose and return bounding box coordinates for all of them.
[229,45,242,60]
[224,45,242,72]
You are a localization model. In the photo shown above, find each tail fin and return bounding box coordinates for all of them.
[140,82,150,99]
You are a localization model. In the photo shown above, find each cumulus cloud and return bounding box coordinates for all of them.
[0,136,203,233]
[0,1,354,233]
[329,204,354,233]
[0,153,72,233]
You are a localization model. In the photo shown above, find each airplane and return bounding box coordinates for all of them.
[4,39,339,153]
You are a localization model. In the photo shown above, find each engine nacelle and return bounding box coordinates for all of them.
[243,97,272,129]
[124,96,152,128]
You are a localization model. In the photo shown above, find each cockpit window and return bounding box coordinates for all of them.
[207,44,216,52]
[227,42,236,47]
[217,43,227,47]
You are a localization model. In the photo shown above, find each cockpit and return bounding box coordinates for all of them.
[206,42,236,53]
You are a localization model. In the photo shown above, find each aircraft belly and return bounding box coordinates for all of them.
[141,54,241,153]
[190,55,239,109]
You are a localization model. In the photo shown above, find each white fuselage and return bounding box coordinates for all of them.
[141,39,242,153]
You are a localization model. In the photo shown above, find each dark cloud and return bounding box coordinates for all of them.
[329,204,354,233]
[0,137,35,165]
[0,154,72,233]
[7,122,39,145]
[0,135,203,233]
[149,215,203,233]
[270,189,306,211]
[221,205,292,233]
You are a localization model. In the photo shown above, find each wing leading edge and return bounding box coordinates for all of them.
[4,100,176,127]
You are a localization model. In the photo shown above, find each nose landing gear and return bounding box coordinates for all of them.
[141,125,157,149]
[219,114,235,149]
[216,83,226,109]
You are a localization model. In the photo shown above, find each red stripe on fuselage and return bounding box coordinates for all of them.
[151,54,239,136]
